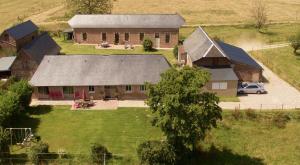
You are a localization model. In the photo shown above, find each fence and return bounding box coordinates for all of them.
[219,102,300,110]
[0,152,135,165]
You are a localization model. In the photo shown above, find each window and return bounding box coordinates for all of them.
[63,87,74,95]
[140,85,146,92]
[165,33,170,43]
[82,33,87,41]
[140,33,144,41]
[102,33,107,41]
[155,33,160,38]
[89,86,95,93]
[125,85,132,92]
[38,87,49,95]
[247,85,258,89]
[125,33,130,42]
[212,82,228,90]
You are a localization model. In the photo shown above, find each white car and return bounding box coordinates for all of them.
[237,82,266,94]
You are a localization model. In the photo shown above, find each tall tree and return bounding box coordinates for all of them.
[146,66,222,152]
[251,0,268,30]
[67,0,113,14]
[289,31,300,54]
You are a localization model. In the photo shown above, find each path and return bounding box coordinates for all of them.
[26,6,65,25]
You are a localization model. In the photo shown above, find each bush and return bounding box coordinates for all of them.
[272,112,291,128]
[173,45,178,59]
[90,143,112,164]
[8,80,33,110]
[245,109,257,120]
[232,109,243,120]
[0,92,20,127]
[28,142,49,164]
[0,128,10,163]
[137,140,176,165]
[143,38,153,51]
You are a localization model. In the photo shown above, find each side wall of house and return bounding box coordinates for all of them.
[73,28,179,48]
[0,31,38,51]
[204,80,238,97]
[10,51,38,79]
[233,62,262,82]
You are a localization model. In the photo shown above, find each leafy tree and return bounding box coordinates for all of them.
[173,45,178,59]
[67,0,113,14]
[137,140,176,165]
[251,0,268,30]
[90,143,112,164]
[8,80,33,110]
[143,38,153,51]
[28,142,49,165]
[146,66,222,152]
[0,128,10,163]
[0,92,20,127]
[289,31,300,54]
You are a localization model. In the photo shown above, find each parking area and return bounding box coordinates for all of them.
[220,60,300,109]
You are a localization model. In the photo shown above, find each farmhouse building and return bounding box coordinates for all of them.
[30,55,170,100]
[179,27,262,96]
[0,20,38,52]
[68,14,185,48]
[11,33,61,79]
[0,56,16,79]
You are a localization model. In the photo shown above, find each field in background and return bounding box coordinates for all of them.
[12,106,300,164]
[1,0,300,31]
[251,47,300,91]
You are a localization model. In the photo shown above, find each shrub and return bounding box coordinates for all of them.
[173,45,178,59]
[232,109,243,120]
[137,140,176,165]
[0,92,20,127]
[272,112,291,128]
[90,143,112,164]
[245,109,257,120]
[0,128,10,163]
[28,142,49,164]
[143,38,153,51]
[8,80,33,110]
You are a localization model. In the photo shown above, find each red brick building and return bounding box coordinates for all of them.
[179,27,263,96]
[68,14,185,48]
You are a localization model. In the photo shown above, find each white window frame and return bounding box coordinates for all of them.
[212,82,228,90]
[140,85,146,92]
[89,86,95,93]
[125,85,132,93]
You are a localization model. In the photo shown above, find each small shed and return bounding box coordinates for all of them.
[0,56,16,79]
[63,28,73,40]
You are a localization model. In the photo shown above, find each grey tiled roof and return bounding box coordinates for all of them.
[216,41,262,69]
[5,20,38,40]
[68,14,185,29]
[0,56,16,71]
[22,33,61,64]
[30,55,171,86]
[206,68,238,81]
[183,27,228,62]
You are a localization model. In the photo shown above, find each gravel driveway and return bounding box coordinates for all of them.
[220,60,300,110]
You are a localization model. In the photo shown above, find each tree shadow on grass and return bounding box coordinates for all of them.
[180,145,265,165]
[27,105,53,115]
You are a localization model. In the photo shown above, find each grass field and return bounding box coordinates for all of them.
[12,106,300,164]
[251,47,300,90]
[1,0,300,31]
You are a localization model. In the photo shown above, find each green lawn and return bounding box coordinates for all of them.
[12,106,300,164]
[180,23,300,44]
[251,47,300,91]
[54,37,177,64]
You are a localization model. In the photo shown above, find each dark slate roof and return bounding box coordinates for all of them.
[206,68,238,81]
[183,27,227,62]
[0,56,16,71]
[216,41,262,69]
[30,55,171,86]
[5,20,38,40]
[22,33,61,64]
[68,14,185,29]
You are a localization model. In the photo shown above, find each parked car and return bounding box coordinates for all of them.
[237,82,266,94]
